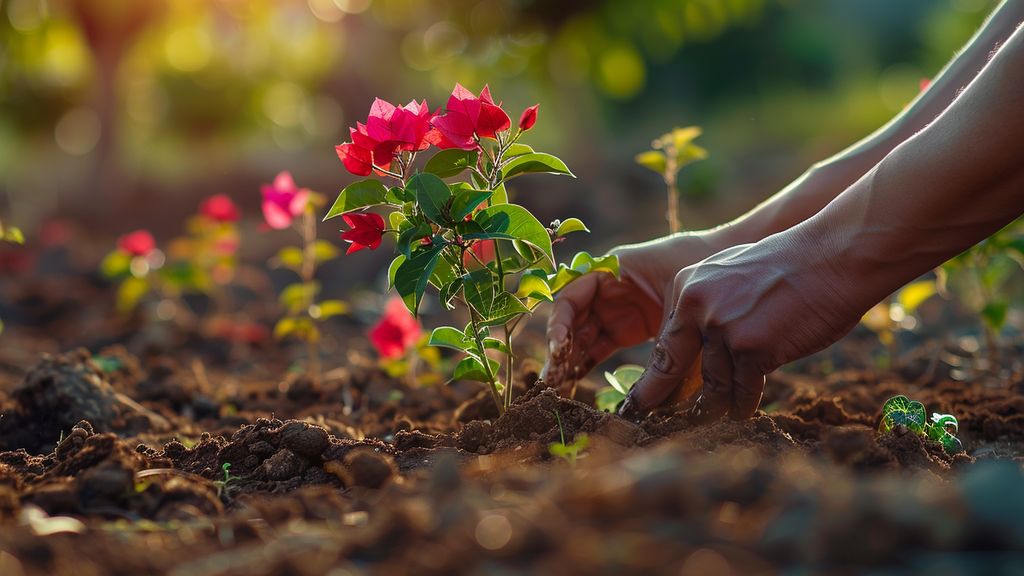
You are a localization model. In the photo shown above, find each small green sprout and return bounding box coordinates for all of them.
[215,462,240,499]
[879,395,963,454]
[596,364,644,413]
[548,410,589,466]
[635,126,708,234]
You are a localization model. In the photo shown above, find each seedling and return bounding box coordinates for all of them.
[214,462,240,499]
[100,229,170,315]
[548,410,588,466]
[878,395,963,454]
[596,364,644,413]
[327,85,618,415]
[635,126,708,234]
[264,172,348,383]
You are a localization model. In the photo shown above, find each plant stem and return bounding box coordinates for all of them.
[503,324,514,409]
[664,143,680,234]
[301,209,321,383]
[459,248,504,415]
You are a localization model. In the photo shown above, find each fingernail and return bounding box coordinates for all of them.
[619,393,642,421]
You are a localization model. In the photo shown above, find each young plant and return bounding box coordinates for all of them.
[936,217,1024,374]
[263,171,348,382]
[214,462,240,499]
[100,229,170,314]
[878,395,963,454]
[0,217,25,335]
[548,410,588,466]
[636,126,708,234]
[596,364,644,413]
[327,84,617,415]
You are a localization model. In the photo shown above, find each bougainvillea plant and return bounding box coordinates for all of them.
[263,171,348,382]
[878,395,963,454]
[100,229,169,314]
[328,84,617,414]
[635,126,707,234]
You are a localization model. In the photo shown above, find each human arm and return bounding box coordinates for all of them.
[623,20,1024,419]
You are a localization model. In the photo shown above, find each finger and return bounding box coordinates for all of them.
[547,273,600,357]
[692,331,734,424]
[620,308,702,418]
[729,359,765,420]
[542,314,601,387]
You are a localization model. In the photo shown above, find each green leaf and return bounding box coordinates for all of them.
[931,413,959,434]
[604,364,644,396]
[314,300,349,320]
[274,246,305,271]
[462,269,496,319]
[449,184,492,222]
[548,252,620,294]
[635,150,667,174]
[897,280,937,314]
[389,210,407,232]
[409,173,452,225]
[397,222,432,259]
[501,153,574,181]
[424,149,479,178]
[324,179,389,221]
[483,337,509,354]
[492,183,508,205]
[387,255,405,290]
[468,204,554,266]
[596,387,626,413]
[428,326,475,352]
[478,293,531,327]
[101,251,132,279]
[280,282,320,315]
[516,270,553,302]
[116,277,150,314]
[501,143,534,160]
[981,301,1008,331]
[3,226,25,244]
[555,218,589,237]
[452,356,500,383]
[274,317,318,342]
[438,275,463,310]
[313,240,340,263]
[879,395,927,434]
[394,244,444,315]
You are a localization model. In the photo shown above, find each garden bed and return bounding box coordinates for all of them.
[2,335,1024,575]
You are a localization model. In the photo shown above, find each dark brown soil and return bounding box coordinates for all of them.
[1,336,1022,574]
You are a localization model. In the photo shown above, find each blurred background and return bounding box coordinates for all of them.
[0,0,1010,370]
[0,0,998,242]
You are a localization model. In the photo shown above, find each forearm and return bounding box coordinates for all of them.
[802,22,1024,314]
[705,0,1024,251]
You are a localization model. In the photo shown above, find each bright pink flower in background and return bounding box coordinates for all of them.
[261,171,310,230]
[200,194,240,223]
[340,212,386,254]
[519,104,538,131]
[369,297,422,359]
[118,230,156,257]
[431,84,511,150]
[919,78,931,92]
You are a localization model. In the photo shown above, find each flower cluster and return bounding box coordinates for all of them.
[326,84,618,415]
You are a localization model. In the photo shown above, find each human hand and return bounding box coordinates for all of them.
[620,229,863,421]
[542,233,722,391]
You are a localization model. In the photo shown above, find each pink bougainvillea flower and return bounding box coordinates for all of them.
[431,84,511,150]
[369,297,422,359]
[463,239,496,268]
[340,212,386,254]
[519,104,538,131]
[337,98,438,176]
[200,194,240,223]
[118,230,156,257]
[261,171,310,230]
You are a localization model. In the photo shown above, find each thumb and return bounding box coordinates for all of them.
[620,305,702,419]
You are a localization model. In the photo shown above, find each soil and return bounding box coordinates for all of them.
[2,268,1024,574]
